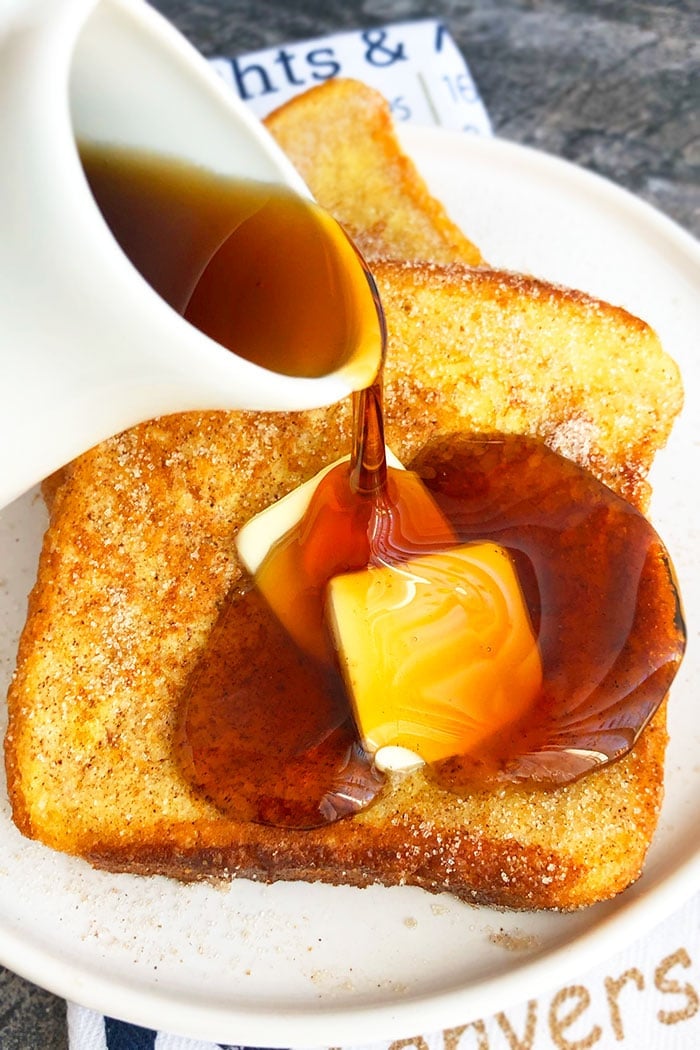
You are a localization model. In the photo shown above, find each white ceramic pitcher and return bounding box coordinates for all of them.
[0,0,381,508]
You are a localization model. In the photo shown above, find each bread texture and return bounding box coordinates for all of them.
[4,258,682,910]
[265,79,483,266]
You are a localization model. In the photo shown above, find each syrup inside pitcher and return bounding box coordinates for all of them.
[79,143,383,383]
[69,0,383,392]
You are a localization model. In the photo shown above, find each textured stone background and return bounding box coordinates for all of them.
[1,1,697,1047]
[153,0,699,233]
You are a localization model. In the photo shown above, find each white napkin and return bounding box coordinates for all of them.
[65,17,698,1050]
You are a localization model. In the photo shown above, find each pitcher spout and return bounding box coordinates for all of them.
[0,0,382,509]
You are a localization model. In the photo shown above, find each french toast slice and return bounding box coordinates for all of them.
[264,79,483,266]
[4,260,682,910]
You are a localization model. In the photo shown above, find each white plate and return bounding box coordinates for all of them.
[1,129,699,1047]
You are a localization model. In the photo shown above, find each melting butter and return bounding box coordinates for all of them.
[236,452,542,770]
[326,543,542,764]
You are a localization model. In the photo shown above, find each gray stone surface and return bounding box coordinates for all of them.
[0,1,697,1047]
[0,967,67,1050]
[153,0,699,234]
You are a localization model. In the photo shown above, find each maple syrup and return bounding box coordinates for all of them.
[175,582,383,829]
[179,422,684,825]
[79,143,382,382]
[81,143,685,828]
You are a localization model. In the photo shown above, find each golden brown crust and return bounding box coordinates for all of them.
[265,79,483,266]
[83,704,667,911]
[4,259,681,910]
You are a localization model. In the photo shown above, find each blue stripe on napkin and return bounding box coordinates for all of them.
[103,1018,290,1050]
[105,1017,157,1049]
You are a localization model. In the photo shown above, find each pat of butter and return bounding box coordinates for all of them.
[326,543,542,765]
[236,450,405,576]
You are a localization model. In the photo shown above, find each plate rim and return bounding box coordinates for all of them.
[1,128,699,1046]
[401,123,700,260]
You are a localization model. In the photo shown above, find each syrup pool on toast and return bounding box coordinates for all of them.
[178,398,685,827]
[178,359,684,830]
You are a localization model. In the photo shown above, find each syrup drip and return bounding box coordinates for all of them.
[254,379,458,666]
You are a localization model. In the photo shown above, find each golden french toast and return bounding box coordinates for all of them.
[265,78,483,266]
[4,255,682,910]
